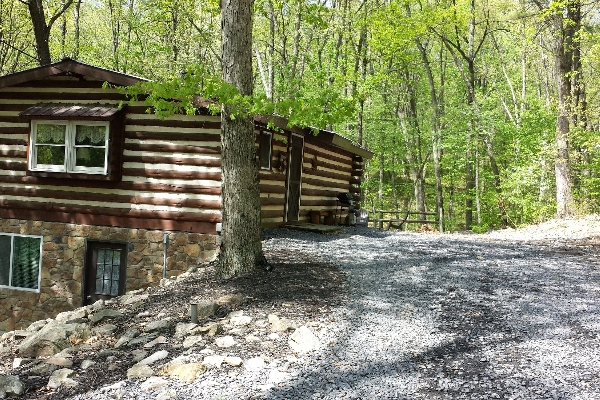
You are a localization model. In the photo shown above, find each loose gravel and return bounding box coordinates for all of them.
[72,225,600,399]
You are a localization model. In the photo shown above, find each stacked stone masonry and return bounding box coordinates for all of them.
[0,219,220,332]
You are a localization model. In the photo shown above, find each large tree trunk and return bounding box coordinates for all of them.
[553,10,575,218]
[27,0,73,65]
[219,0,264,278]
[28,0,52,65]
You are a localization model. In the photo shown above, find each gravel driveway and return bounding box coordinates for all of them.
[255,227,600,399]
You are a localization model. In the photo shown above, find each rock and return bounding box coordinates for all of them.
[244,357,265,371]
[81,359,96,369]
[127,364,154,379]
[229,314,253,326]
[174,323,197,338]
[45,357,73,367]
[270,317,296,333]
[224,356,243,367]
[30,361,58,375]
[89,309,123,324]
[289,326,320,354]
[182,335,204,348]
[55,309,87,324]
[140,376,169,391]
[144,320,172,333]
[131,349,148,363]
[114,327,140,348]
[98,349,122,358]
[268,333,281,340]
[18,322,84,358]
[47,368,78,389]
[26,319,50,332]
[145,335,168,348]
[128,333,159,347]
[161,363,206,383]
[92,324,117,336]
[202,355,225,369]
[267,314,280,324]
[215,336,236,348]
[0,375,24,397]
[12,358,31,368]
[245,334,261,343]
[217,293,245,308]
[138,350,169,365]
[120,293,149,306]
[191,301,218,320]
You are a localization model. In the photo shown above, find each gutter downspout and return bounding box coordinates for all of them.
[163,233,169,279]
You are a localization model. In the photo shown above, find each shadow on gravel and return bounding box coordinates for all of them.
[253,229,600,399]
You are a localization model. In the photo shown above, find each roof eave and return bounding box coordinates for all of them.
[0,58,147,89]
[254,114,373,160]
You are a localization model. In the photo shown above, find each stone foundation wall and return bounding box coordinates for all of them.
[0,219,220,331]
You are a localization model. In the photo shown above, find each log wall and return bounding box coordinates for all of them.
[0,76,222,234]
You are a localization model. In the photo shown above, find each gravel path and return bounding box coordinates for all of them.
[257,227,600,399]
[67,225,600,399]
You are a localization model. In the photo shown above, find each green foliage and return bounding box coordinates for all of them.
[119,64,355,130]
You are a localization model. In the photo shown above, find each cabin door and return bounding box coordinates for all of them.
[286,134,304,222]
[84,241,127,305]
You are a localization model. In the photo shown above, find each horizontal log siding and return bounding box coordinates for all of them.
[257,131,287,227]
[300,139,355,222]
[0,77,222,233]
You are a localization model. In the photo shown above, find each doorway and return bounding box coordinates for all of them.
[286,134,304,222]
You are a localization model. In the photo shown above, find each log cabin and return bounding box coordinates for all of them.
[0,59,372,331]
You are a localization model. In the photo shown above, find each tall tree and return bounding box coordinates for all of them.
[218,0,264,278]
[25,0,74,65]
[529,0,580,218]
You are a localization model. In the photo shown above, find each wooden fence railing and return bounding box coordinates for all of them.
[372,210,440,230]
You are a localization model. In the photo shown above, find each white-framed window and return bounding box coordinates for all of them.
[29,120,109,175]
[0,234,43,292]
[259,131,272,170]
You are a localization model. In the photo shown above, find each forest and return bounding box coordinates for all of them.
[2,0,599,232]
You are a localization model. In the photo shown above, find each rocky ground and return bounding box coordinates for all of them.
[1,217,600,399]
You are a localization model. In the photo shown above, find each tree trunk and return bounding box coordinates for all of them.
[219,0,264,278]
[416,40,444,232]
[73,0,82,59]
[28,0,52,65]
[553,11,575,218]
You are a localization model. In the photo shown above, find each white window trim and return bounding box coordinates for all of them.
[29,120,109,175]
[260,131,272,170]
[0,233,43,293]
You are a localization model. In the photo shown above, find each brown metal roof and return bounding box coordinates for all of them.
[20,103,122,119]
[0,58,147,89]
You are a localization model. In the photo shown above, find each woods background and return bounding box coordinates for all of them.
[2,0,600,232]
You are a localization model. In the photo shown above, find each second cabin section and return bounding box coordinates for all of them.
[255,115,372,227]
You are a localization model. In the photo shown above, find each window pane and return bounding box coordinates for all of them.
[95,249,105,294]
[0,236,11,286]
[259,133,272,169]
[11,236,41,289]
[75,125,106,146]
[36,145,65,165]
[36,124,66,144]
[75,147,106,168]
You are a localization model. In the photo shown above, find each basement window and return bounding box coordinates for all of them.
[0,234,42,292]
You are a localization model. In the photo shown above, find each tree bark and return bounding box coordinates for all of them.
[219,0,264,278]
[552,7,575,218]
[28,0,52,65]
[27,0,74,65]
